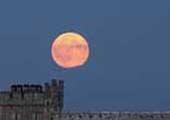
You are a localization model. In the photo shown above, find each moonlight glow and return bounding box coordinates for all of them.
[51,32,89,69]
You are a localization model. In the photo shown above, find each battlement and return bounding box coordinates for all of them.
[10,84,43,93]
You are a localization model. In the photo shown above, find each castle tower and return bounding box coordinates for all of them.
[0,79,64,120]
[44,79,64,113]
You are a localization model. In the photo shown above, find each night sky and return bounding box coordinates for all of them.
[0,0,170,112]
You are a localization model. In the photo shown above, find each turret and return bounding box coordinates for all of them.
[44,79,64,113]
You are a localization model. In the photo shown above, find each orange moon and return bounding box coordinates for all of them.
[51,32,89,69]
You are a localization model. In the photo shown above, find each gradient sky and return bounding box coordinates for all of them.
[0,0,170,112]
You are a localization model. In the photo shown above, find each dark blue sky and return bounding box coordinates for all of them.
[0,0,170,111]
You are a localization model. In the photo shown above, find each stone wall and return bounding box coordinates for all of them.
[55,112,170,120]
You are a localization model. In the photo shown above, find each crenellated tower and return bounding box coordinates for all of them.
[44,79,64,113]
[0,79,64,120]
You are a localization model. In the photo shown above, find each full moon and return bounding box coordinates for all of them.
[51,32,89,69]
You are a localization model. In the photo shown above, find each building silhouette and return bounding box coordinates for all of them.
[0,79,170,120]
[0,79,64,120]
